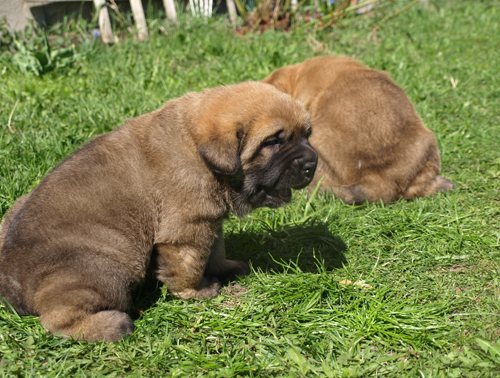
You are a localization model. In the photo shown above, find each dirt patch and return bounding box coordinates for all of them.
[219,284,249,309]
[222,283,248,297]
[448,266,467,272]
[427,265,469,274]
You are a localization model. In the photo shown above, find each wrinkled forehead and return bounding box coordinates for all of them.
[247,96,311,140]
[240,101,312,162]
[248,112,310,140]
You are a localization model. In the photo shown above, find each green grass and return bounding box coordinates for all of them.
[1,0,500,376]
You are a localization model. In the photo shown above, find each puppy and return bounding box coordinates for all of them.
[0,82,317,342]
[263,56,454,204]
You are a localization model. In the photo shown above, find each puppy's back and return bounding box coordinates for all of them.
[0,128,155,315]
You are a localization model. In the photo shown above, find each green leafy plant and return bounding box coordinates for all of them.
[0,18,14,50]
[10,31,85,76]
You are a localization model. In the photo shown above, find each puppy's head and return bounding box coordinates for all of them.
[191,82,317,216]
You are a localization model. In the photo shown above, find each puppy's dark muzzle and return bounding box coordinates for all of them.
[293,143,318,189]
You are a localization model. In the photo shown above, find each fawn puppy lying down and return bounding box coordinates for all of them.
[263,56,454,204]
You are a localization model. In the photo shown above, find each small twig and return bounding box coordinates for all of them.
[272,0,281,24]
[108,0,133,33]
[159,25,168,36]
[7,99,19,133]
[74,22,88,40]
[344,0,379,14]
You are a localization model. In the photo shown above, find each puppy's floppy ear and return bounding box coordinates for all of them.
[262,66,296,95]
[193,121,242,175]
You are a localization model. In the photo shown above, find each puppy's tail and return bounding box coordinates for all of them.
[0,195,30,253]
[434,175,455,192]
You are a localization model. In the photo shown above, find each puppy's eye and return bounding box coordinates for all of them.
[262,138,281,147]
[262,130,285,147]
[305,128,312,139]
[263,131,285,148]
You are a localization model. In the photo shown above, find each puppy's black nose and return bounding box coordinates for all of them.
[302,161,317,179]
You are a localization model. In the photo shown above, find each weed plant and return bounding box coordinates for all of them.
[1,0,499,376]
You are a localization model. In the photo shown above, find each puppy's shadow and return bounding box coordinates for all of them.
[130,220,347,318]
[225,219,348,273]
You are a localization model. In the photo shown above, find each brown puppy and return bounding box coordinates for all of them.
[0,82,317,342]
[263,56,454,204]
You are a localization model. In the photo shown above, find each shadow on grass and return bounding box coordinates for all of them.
[225,220,348,273]
[130,272,164,320]
[130,220,348,318]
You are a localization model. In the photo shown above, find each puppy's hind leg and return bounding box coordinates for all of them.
[36,279,134,342]
[311,168,398,204]
[329,178,399,205]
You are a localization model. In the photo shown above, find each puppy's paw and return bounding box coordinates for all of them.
[197,275,222,298]
[41,309,135,343]
[172,276,221,300]
[80,310,135,343]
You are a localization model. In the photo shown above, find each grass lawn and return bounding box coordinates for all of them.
[1,0,499,376]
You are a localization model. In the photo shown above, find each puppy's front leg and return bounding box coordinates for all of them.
[205,225,250,280]
[155,243,221,299]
